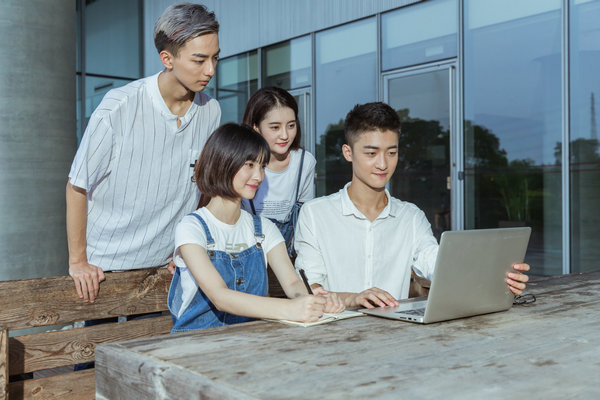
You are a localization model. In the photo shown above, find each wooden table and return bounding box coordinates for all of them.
[96,271,600,399]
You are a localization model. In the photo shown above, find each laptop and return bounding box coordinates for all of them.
[359,227,531,324]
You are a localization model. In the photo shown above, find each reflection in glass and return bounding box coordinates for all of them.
[263,36,311,90]
[464,0,562,276]
[315,18,376,196]
[204,78,216,100]
[382,0,457,71]
[569,0,600,273]
[85,0,142,78]
[291,90,312,151]
[217,52,258,124]
[387,69,451,241]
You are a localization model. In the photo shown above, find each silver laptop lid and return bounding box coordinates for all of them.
[423,227,531,323]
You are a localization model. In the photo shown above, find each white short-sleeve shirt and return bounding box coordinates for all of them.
[294,183,439,300]
[242,149,316,221]
[68,72,221,271]
[172,208,284,317]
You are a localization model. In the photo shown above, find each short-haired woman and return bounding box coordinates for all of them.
[167,123,343,332]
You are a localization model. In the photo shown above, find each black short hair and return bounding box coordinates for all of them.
[344,102,401,147]
[243,87,302,150]
[195,123,270,207]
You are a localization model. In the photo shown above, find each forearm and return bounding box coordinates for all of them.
[66,180,88,264]
[282,278,309,299]
[210,288,297,321]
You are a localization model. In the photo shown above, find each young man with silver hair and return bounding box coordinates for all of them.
[66,3,221,302]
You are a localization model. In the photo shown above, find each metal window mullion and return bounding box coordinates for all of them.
[79,0,86,141]
[257,47,262,89]
[311,32,317,192]
[454,0,465,231]
[561,0,571,274]
[377,12,382,102]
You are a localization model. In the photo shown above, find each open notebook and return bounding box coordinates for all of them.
[267,309,364,327]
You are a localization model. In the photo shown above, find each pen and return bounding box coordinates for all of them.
[299,269,313,295]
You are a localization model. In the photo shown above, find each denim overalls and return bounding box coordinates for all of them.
[249,148,305,258]
[168,213,268,332]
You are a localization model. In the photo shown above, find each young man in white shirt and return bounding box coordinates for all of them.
[66,3,221,303]
[295,102,530,308]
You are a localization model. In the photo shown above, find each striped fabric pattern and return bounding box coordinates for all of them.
[69,73,221,271]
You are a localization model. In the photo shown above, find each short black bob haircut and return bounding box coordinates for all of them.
[242,86,302,151]
[195,123,270,207]
[344,102,401,147]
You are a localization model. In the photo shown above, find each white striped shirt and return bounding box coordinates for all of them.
[69,72,221,271]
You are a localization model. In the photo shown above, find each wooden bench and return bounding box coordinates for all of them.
[0,267,172,400]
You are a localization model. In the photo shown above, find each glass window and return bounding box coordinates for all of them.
[263,36,312,89]
[382,0,457,71]
[76,0,142,144]
[85,0,142,78]
[387,68,452,241]
[315,18,377,196]
[464,0,563,276]
[569,0,600,273]
[85,75,134,116]
[217,51,259,124]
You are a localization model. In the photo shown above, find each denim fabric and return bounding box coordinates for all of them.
[269,202,302,258]
[168,213,268,332]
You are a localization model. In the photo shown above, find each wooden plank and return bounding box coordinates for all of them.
[96,271,600,400]
[8,369,95,400]
[96,344,256,400]
[0,324,7,400]
[0,267,171,330]
[8,315,172,375]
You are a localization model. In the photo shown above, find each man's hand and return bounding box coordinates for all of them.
[313,288,345,314]
[506,263,530,296]
[348,287,399,309]
[167,260,176,275]
[69,261,105,303]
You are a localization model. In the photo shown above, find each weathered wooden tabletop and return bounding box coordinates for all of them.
[96,271,600,400]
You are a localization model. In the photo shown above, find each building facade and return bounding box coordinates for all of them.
[50,0,600,280]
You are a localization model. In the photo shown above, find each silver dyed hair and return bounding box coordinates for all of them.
[154,2,219,56]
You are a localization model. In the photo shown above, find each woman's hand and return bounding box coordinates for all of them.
[286,295,327,322]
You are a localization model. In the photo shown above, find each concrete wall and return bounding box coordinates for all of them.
[143,0,421,75]
[0,0,76,280]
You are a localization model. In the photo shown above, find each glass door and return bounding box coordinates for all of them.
[384,62,458,240]
[289,87,313,154]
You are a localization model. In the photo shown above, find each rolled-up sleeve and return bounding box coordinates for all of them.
[294,204,329,289]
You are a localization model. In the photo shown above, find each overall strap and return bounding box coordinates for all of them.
[187,213,216,250]
[251,214,265,246]
[293,148,306,202]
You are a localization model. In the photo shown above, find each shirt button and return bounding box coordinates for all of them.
[236,278,244,285]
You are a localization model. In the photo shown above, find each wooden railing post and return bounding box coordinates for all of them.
[0,324,8,400]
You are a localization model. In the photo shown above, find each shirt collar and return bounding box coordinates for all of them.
[148,72,199,129]
[339,182,397,220]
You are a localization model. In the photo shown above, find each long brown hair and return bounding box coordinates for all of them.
[242,87,302,150]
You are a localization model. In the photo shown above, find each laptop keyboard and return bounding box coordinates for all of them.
[397,308,425,316]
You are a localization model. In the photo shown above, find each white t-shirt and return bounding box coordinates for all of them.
[242,149,316,221]
[295,183,439,300]
[68,72,221,271]
[172,208,284,318]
